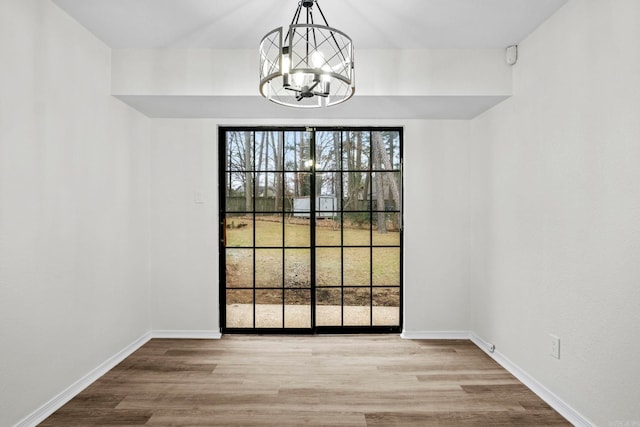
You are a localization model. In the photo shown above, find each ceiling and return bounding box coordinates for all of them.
[53,0,566,49]
[52,0,567,119]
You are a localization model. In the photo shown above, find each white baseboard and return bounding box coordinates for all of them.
[14,331,152,427]
[16,329,591,427]
[13,329,222,427]
[152,330,222,339]
[401,330,471,340]
[469,332,593,427]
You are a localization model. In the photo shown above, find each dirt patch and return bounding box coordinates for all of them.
[225,217,400,307]
[226,287,399,307]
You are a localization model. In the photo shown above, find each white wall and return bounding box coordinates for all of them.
[149,120,219,332]
[112,48,511,97]
[0,1,151,425]
[110,48,512,120]
[149,118,471,334]
[403,120,471,333]
[469,0,640,425]
[10,0,640,424]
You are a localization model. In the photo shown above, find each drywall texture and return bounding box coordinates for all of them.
[149,118,471,334]
[111,48,511,97]
[0,1,151,425]
[110,48,512,119]
[149,120,219,332]
[402,120,471,333]
[469,0,640,424]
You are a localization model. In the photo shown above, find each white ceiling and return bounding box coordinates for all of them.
[52,0,567,119]
[53,0,566,49]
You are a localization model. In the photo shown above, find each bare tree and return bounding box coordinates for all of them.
[344,131,363,210]
[274,132,284,210]
[332,131,341,200]
[373,133,387,233]
[243,131,253,211]
[372,131,401,230]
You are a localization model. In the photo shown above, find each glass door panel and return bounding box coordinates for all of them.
[315,287,342,327]
[255,290,283,328]
[285,290,311,328]
[221,127,402,333]
[343,288,371,326]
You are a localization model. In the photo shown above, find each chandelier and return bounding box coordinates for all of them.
[259,0,355,108]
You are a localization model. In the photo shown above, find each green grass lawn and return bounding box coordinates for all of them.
[225,217,400,306]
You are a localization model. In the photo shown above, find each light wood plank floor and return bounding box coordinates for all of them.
[40,335,570,426]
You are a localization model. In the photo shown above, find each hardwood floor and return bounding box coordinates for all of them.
[40,336,570,426]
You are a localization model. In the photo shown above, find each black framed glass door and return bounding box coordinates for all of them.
[219,127,402,333]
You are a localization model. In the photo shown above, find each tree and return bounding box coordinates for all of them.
[373,132,387,233]
[274,132,284,210]
[332,131,341,200]
[344,131,365,211]
[244,131,253,211]
[372,131,401,231]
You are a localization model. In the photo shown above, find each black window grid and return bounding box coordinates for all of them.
[220,127,403,333]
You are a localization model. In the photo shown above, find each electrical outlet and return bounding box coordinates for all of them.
[550,334,560,359]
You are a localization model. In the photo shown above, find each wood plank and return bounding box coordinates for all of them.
[365,411,571,427]
[39,336,570,426]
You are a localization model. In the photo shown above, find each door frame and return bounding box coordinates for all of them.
[218,126,403,334]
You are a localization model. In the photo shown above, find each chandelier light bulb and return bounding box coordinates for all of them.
[293,72,305,87]
[282,56,290,74]
[311,51,325,69]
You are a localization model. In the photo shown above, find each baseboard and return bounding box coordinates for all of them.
[14,329,222,427]
[469,332,593,427]
[14,331,152,427]
[401,330,471,340]
[16,329,590,427]
[152,330,222,339]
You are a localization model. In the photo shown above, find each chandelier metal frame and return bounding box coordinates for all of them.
[259,0,355,108]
